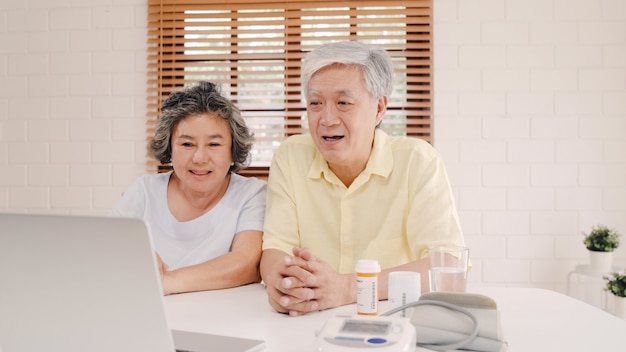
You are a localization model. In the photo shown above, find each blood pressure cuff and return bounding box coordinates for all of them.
[409,292,508,352]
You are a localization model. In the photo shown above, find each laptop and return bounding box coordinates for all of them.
[0,213,264,352]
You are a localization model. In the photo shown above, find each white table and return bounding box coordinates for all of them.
[164,283,626,352]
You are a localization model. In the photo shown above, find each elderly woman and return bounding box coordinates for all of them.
[112,81,266,295]
[260,41,466,315]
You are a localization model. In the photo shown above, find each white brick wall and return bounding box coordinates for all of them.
[0,0,624,295]
[0,0,149,215]
[435,0,626,296]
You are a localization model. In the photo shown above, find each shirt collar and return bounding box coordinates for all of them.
[307,129,393,181]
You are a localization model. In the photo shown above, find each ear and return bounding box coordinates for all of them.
[375,95,388,125]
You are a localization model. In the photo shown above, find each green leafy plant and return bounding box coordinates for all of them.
[605,272,626,298]
[583,225,620,252]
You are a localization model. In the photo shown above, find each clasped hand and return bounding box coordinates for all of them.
[265,247,355,316]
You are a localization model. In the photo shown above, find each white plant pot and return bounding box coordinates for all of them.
[608,294,626,320]
[588,250,613,273]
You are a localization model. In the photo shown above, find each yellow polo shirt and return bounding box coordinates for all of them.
[262,129,464,274]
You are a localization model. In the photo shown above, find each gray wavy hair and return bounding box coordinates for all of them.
[148,81,253,173]
[301,41,394,101]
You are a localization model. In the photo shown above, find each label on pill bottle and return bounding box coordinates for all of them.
[355,259,381,315]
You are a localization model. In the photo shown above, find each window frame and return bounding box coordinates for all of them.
[147,0,434,178]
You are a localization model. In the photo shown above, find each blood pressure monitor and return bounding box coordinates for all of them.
[315,315,416,351]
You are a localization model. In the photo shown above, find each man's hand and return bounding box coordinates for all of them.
[284,248,356,315]
[260,248,356,316]
[260,249,318,315]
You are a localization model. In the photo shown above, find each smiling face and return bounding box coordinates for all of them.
[170,113,233,195]
[306,64,387,180]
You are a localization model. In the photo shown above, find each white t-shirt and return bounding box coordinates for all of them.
[111,172,266,270]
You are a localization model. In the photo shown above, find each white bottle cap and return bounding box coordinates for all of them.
[355,259,381,273]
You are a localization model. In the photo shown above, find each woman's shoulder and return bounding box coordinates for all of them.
[134,171,171,187]
[222,173,267,208]
[230,172,267,191]
[116,172,169,203]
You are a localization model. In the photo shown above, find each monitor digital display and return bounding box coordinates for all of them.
[341,320,390,335]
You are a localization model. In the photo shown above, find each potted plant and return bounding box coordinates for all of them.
[604,272,626,319]
[582,225,620,272]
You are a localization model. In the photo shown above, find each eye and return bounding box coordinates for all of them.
[337,100,354,111]
[181,142,194,147]
[308,100,323,112]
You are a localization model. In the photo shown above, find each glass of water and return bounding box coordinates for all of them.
[428,245,470,292]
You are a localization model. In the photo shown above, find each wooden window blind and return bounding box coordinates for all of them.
[147,0,433,177]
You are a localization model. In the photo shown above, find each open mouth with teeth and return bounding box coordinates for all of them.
[323,135,344,141]
[190,170,211,175]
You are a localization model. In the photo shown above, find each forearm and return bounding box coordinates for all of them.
[163,251,261,295]
[163,231,263,295]
[378,258,430,299]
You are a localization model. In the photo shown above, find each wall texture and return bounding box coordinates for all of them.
[433,0,626,295]
[0,0,149,215]
[0,0,624,294]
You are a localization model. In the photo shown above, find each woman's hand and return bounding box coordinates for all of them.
[155,252,172,295]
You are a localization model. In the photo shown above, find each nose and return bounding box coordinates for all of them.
[192,146,210,163]
[319,105,340,127]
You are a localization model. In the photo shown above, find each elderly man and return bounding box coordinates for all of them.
[260,41,465,316]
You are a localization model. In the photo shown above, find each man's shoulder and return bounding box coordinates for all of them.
[283,133,315,146]
[385,134,437,157]
[276,134,317,155]
[384,133,430,146]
